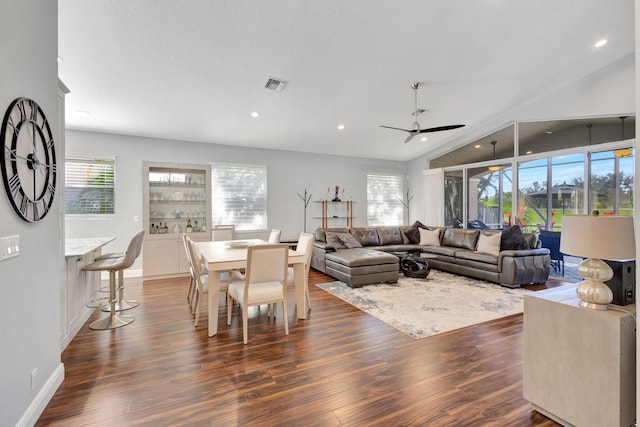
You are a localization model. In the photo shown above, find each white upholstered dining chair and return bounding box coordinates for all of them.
[268,229,281,243]
[227,244,289,344]
[287,232,315,309]
[186,235,230,326]
[183,234,208,313]
[211,224,235,242]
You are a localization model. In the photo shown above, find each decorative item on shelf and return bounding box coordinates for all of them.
[397,189,414,225]
[186,219,193,233]
[332,185,342,202]
[297,188,312,232]
[560,213,635,310]
[200,221,206,232]
[163,222,169,234]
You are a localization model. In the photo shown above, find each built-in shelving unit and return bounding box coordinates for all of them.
[142,161,212,278]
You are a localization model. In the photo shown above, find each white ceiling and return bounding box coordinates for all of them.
[58,0,635,162]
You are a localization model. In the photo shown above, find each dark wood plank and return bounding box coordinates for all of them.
[36,270,565,426]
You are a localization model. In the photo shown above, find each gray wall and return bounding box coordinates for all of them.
[0,2,62,426]
[65,131,408,272]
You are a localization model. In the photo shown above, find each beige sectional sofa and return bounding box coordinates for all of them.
[311,224,551,288]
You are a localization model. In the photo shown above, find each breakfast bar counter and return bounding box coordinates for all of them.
[62,237,116,350]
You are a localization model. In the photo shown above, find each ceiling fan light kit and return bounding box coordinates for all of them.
[380,82,465,143]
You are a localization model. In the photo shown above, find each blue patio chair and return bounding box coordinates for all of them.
[539,230,564,276]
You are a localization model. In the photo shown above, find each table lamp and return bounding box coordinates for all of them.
[560,214,635,310]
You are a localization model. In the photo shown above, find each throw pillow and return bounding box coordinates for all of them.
[500,225,529,251]
[325,231,346,249]
[476,232,501,256]
[337,232,363,249]
[418,227,440,246]
[404,220,427,244]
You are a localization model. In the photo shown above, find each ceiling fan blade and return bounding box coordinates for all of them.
[379,125,411,133]
[381,83,465,142]
[418,124,466,133]
[404,133,417,143]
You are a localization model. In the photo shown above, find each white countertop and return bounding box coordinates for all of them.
[65,237,116,258]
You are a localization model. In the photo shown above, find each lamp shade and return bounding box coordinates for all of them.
[560,215,635,260]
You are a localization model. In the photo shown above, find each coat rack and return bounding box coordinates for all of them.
[297,189,312,232]
[397,189,414,225]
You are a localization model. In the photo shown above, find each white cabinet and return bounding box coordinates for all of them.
[62,238,114,351]
[142,161,212,278]
[523,285,636,427]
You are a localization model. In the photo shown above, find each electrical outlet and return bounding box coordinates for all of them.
[31,368,37,392]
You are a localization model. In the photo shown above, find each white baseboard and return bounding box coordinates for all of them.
[16,363,64,427]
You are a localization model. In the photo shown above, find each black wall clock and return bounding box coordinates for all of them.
[0,97,57,222]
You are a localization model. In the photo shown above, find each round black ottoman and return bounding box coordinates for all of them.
[400,254,430,278]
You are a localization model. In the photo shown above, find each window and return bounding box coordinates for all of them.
[367,173,404,225]
[517,154,587,231]
[211,163,267,231]
[467,166,512,229]
[590,149,634,216]
[65,156,115,215]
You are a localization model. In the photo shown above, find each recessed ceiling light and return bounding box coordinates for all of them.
[77,110,91,118]
[594,39,608,48]
[526,150,533,155]
[337,124,345,130]
[544,131,553,135]
[474,144,481,148]
[251,111,260,118]
[421,136,427,142]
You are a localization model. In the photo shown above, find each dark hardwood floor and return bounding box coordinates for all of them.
[37,270,566,426]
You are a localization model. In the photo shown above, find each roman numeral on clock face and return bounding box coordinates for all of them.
[8,174,21,197]
[19,194,29,217]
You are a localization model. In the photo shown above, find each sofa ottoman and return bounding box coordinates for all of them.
[325,248,399,288]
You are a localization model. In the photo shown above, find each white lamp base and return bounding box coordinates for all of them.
[575,258,614,310]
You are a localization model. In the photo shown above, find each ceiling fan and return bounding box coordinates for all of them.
[380,82,465,143]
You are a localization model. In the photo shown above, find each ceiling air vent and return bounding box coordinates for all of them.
[264,77,288,92]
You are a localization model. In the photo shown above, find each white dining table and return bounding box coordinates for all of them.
[194,239,308,337]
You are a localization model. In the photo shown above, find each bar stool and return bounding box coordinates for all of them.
[82,230,145,329]
[96,229,144,312]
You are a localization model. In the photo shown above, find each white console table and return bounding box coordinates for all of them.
[523,285,636,427]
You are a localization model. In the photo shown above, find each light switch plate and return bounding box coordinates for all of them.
[1,235,20,261]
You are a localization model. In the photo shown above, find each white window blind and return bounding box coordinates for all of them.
[65,156,115,215]
[367,173,404,225]
[211,163,267,231]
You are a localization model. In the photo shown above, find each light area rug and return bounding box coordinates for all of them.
[316,270,529,339]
